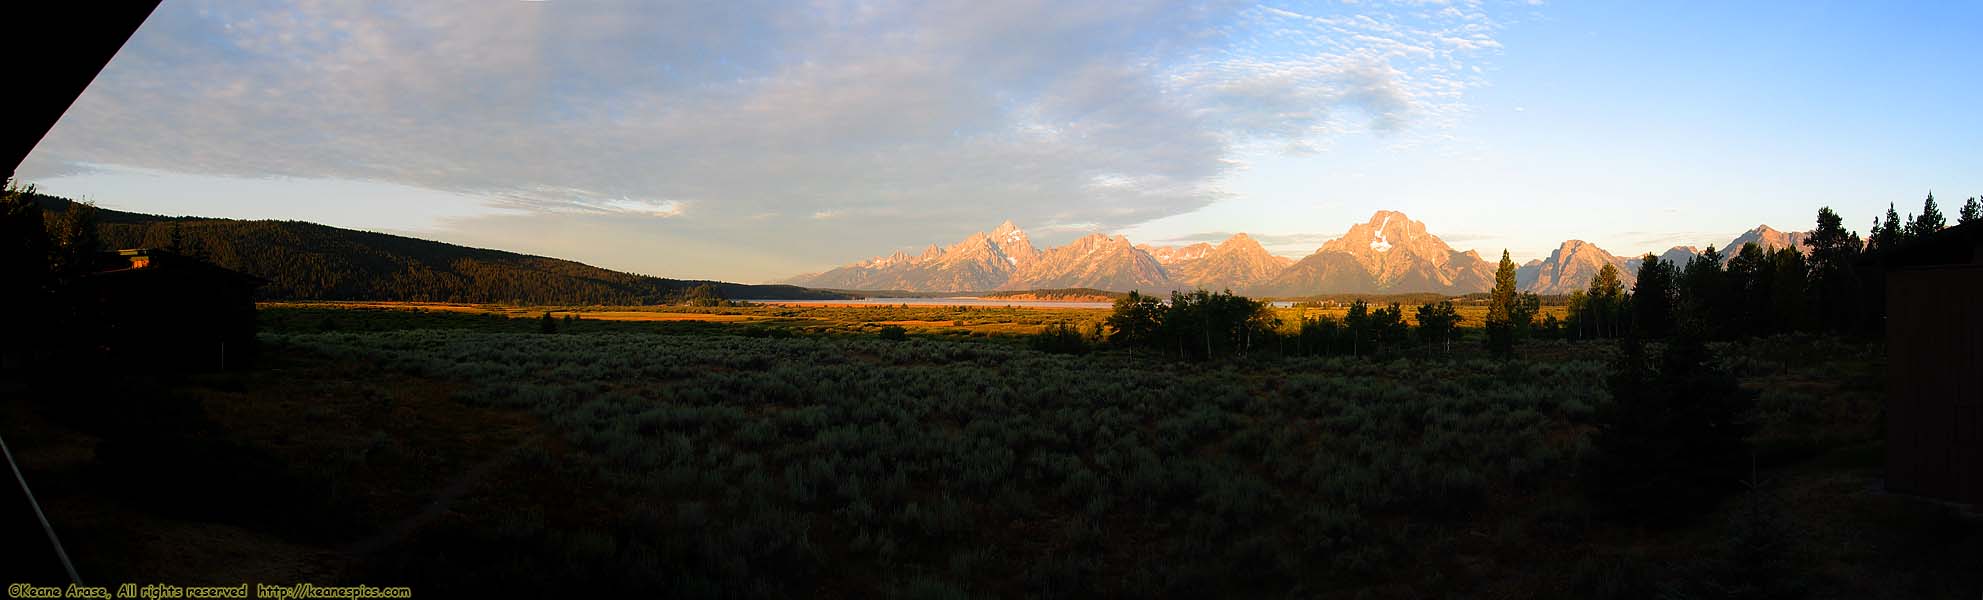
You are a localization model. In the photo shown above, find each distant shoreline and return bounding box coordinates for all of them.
[745,297,1116,309]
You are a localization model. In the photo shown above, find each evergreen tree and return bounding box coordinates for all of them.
[1415,301,1461,353]
[1,181,54,356]
[1369,302,1407,355]
[1513,292,1541,335]
[45,199,101,278]
[1767,248,1809,333]
[1538,313,1561,340]
[1,181,50,286]
[1678,245,1725,338]
[1960,196,1982,226]
[1908,192,1946,238]
[1726,243,1771,337]
[682,283,725,307]
[1295,314,1344,357]
[1871,202,1905,250]
[1585,263,1626,338]
[1565,290,1591,340]
[1803,207,1861,333]
[1344,299,1371,357]
[1485,250,1520,355]
[1630,254,1678,338]
[539,312,558,333]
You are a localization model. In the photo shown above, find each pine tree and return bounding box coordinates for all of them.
[1513,292,1541,334]
[1804,207,1861,333]
[1585,263,1625,338]
[1485,250,1520,355]
[1565,290,1591,339]
[1726,243,1771,337]
[1870,203,1905,251]
[682,283,725,307]
[1961,196,1982,226]
[1369,302,1406,355]
[1767,248,1809,333]
[1415,301,1460,353]
[45,200,101,279]
[540,312,558,333]
[1909,192,1946,238]
[1345,299,1371,357]
[1,182,53,341]
[1630,254,1678,338]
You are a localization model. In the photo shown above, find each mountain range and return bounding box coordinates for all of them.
[1250,211,1495,296]
[34,187,1817,302]
[789,213,1818,297]
[1144,233,1295,291]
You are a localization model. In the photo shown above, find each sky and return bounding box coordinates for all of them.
[18,0,1983,282]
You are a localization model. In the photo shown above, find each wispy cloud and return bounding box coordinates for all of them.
[21,0,1525,278]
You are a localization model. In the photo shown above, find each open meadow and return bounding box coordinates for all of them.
[259,300,1570,336]
[6,302,1972,598]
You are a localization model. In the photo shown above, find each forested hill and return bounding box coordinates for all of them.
[31,194,850,304]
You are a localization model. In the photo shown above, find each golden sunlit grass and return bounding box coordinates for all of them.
[262,301,490,313]
[551,311,767,322]
[260,300,1572,336]
[260,301,1113,336]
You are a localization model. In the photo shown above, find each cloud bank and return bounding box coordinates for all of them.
[22,0,1521,280]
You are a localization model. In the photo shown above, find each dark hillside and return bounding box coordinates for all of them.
[29,194,846,304]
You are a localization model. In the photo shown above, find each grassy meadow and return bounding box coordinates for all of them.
[260,299,1569,336]
[2,302,1973,598]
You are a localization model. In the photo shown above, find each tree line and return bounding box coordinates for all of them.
[1057,192,1974,361]
[1064,289,1468,360]
[1510,193,1972,350]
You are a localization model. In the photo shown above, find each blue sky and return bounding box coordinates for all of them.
[19,1,1982,281]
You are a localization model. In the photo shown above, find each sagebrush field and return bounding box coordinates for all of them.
[9,302,1966,598]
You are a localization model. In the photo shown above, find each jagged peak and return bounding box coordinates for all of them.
[1550,239,1607,257]
[950,231,994,250]
[1366,209,1412,223]
[1217,232,1267,251]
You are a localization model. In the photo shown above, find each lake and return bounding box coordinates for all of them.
[746,297,1117,309]
[749,297,1311,309]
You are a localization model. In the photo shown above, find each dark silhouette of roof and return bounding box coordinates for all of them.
[0,3,160,179]
[88,248,267,287]
[1881,221,1983,268]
